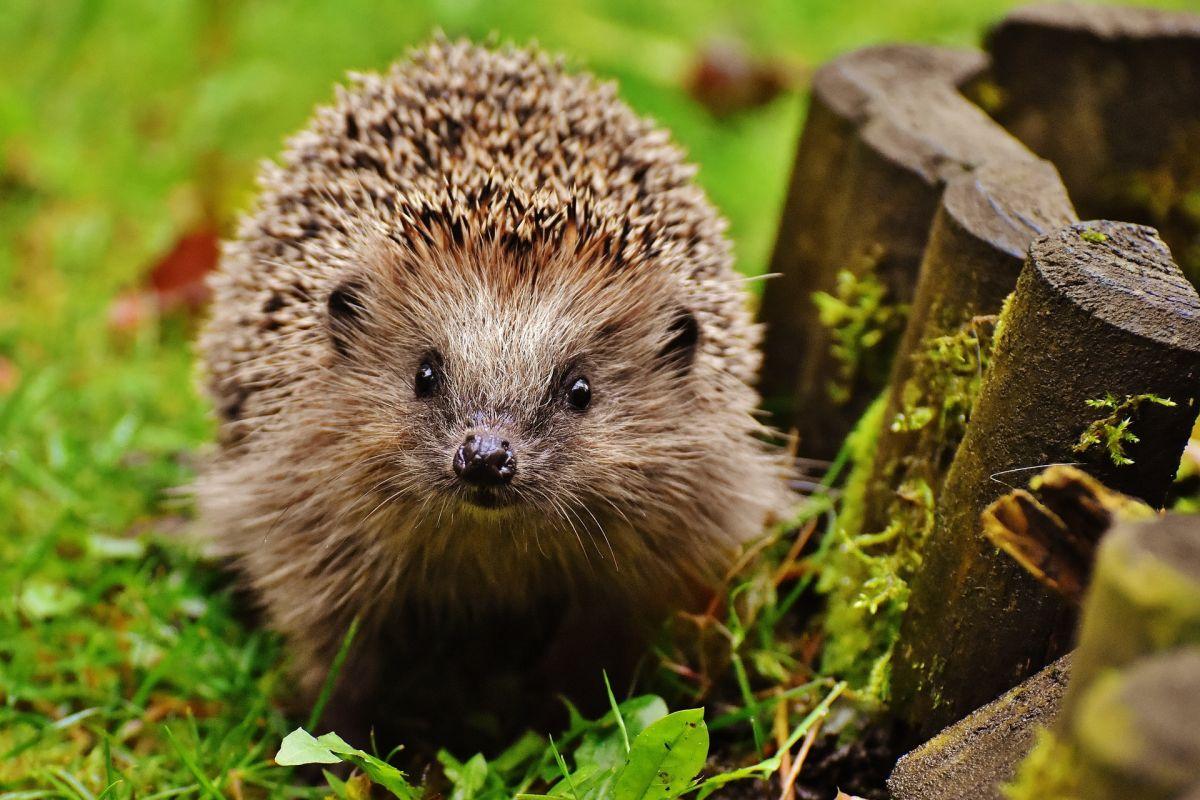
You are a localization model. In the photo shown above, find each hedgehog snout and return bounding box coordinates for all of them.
[453,432,516,487]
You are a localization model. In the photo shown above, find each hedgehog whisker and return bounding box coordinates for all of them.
[575,498,618,570]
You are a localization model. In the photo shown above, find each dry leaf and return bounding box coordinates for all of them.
[0,356,18,396]
[687,38,797,118]
[109,226,219,331]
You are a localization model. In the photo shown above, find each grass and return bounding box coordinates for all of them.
[3,0,1196,796]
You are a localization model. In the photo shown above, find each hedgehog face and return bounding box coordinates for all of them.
[323,242,706,534]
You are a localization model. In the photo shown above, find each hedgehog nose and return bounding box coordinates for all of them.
[453,433,516,487]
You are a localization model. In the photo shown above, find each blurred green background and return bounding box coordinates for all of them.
[2,0,1198,792]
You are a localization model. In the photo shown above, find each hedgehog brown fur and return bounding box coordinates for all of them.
[196,37,792,743]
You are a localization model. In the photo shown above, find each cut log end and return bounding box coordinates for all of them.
[1031,221,1200,348]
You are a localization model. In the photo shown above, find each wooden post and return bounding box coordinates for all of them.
[891,221,1200,743]
[887,655,1072,800]
[1057,514,1200,728]
[981,4,1200,282]
[1069,648,1200,799]
[1006,515,1200,799]
[889,498,1189,800]
[757,44,1041,457]
[853,158,1075,538]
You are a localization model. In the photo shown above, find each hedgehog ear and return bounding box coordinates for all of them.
[658,309,700,373]
[326,280,368,357]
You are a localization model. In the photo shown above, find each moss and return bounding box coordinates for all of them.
[814,393,900,696]
[1079,228,1108,244]
[1073,393,1177,467]
[832,392,889,541]
[812,247,907,405]
[816,315,999,698]
[1002,729,1081,800]
[888,314,997,465]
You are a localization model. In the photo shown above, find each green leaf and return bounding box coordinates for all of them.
[276,729,418,799]
[441,752,489,800]
[19,580,83,620]
[604,671,630,753]
[619,696,669,738]
[575,695,670,776]
[275,728,340,766]
[612,708,708,800]
[317,733,419,800]
[323,769,349,799]
[491,731,547,777]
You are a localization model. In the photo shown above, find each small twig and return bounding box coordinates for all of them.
[777,719,823,800]
[773,518,818,587]
[774,693,791,792]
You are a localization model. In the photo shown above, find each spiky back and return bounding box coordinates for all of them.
[204,38,761,433]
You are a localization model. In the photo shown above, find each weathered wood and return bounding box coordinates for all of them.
[980,466,1154,605]
[853,159,1075,538]
[1002,514,1200,798]
[887,655,1072,800]
[1069,647,1200,800]
[982,3,1200,282]
[893,513,1200,799]
[757,44,1040,457]
[1057,514,1200,729]
[891,221,1200,743]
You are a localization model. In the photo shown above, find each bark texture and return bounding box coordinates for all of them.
[982,3,1200,282]
[892,221,1200,742]
[855,159,1075,537]
[758,44,1041,457]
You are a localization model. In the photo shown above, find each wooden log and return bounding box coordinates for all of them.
[982,3,1200,281]
[893,513,1200,799]
[1070,647,1200,800]
[980,465,1154,606]
[853,158,1075,538]
[1000,515,1200,799]
[891,221,1200,743]
[757,44,1039,458]
[1057,514,1200,729]
[887,655,1072,800]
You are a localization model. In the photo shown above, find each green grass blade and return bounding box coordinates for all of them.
[164,725,226,800]
[602,670,629,753]
[307,615,361,731]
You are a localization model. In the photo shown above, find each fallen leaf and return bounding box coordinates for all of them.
[109,226,219,331]
[143,693,223,723]
[687,38,799,118]
[0,356,17,395]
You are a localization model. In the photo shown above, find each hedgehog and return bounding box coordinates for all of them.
[195,38,793,743]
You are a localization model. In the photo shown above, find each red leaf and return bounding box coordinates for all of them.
[110,226,219,331]
[687,39,797,119]
[0,356,17,396]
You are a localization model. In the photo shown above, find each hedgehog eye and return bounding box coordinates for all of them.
[414,360,440,398]
[566,376,591,411]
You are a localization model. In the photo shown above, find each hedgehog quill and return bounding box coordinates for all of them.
[196,39,792,741]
